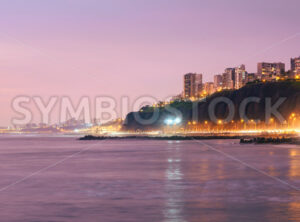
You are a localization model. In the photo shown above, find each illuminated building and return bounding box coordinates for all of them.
[203,82,215,95]
[246,73,257,83]
[234,64,247,89]
[222,68,235,89]
[257,62,285,81]
[183,73,203,98]
[291,56,300,78]
[214,74,223,91]
[221,65,247,90]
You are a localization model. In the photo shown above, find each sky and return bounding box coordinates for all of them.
[0,0,299,126]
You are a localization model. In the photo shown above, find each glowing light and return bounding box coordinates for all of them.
[174,117,182,124]
[165,119,173,125]
[164,117,182,126]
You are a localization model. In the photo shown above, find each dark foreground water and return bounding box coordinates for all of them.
[0,135,299,222]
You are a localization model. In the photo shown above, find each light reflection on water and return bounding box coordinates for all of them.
[289,149,300,178]
[288,201,300,221]
[164,142,185,222]
[0,136,299,222]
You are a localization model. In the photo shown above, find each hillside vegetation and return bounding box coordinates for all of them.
[123,80,300,131]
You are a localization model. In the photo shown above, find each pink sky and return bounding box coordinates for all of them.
[0,0,299,126]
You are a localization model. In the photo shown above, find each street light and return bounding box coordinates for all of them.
[164,119,173,125]
[174,117,182,125]
[164,117,182,126]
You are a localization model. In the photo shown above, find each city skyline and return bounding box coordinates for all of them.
[182,56,300,100]
[1,2,300,221]
[6,54,300,129]
[0,0,300,125]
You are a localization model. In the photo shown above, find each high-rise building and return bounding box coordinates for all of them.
[183,73,203,98]
[213,74,223,90]
[291,56,300,78]
[257,62,285,81]
[222,68,235,89]
[234,64,247,89]
[203,82,215,95]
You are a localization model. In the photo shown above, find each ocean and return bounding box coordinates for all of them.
[0,135,299,221]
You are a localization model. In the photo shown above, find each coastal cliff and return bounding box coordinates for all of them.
[123,80,300,131]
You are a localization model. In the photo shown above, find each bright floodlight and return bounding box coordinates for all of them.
[174,117,181,124]
[165,119,173,125]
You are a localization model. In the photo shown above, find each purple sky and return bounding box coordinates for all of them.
[0,0,299,126]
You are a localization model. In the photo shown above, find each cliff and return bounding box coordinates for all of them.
[123,80,300,131]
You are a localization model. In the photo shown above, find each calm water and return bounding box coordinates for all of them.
[0,135,299,222]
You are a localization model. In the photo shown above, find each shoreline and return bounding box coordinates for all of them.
[79,135,243,141]
[79,134,300,144]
